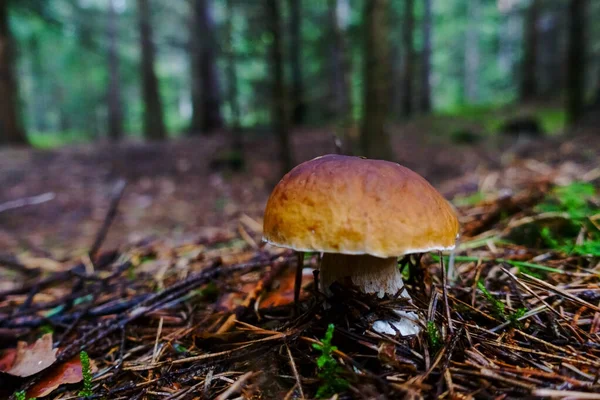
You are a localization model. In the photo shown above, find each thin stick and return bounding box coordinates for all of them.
[285,343,304,399]
[89,179,127,260]
[0,192,55,214]
[440,251,454,334]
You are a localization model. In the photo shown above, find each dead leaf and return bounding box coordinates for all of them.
[4,333,57,377]
[0,349,16,371]
[27,356,91,398]
[259,268,312,308]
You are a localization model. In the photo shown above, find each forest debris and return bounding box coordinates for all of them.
[26,355,91,398]
[0,192,55,214]
[2,333,56,377]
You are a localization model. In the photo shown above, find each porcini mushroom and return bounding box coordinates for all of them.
[262,154,459,335]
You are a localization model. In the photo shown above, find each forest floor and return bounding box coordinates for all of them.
[0,120,599,399]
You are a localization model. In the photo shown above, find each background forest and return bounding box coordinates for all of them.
[1,0,599,161]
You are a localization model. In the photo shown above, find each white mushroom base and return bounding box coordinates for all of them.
[320,253,422,336]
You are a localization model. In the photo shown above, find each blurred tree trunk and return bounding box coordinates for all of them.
[137,0,166,140]
[189,0,222,134]
[360,0,394,160]
[224,0,243,161]
[29,36,48,132]
[520,0,540,101]
[566,0,587,125]
[266,0,293,175]
[420,0,432,113]
[401,0,414,117]
[0,0,28,146]
[107,0,123,141]
[56,83,70,133]
[538,5,561,96]
[289,0,306,125]
[464,0,480,103]
[327,0,351,127]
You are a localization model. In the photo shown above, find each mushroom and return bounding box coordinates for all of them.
[262,154,459,335]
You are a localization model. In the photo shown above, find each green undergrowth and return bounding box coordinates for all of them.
[477,280,527,327]
[428,103,565,139]
[29,131,92,149]
[13,391,34,400]
[426,321,442,352]
[536,182,600,256]
[78,351,93,398]
[312,324,349,398]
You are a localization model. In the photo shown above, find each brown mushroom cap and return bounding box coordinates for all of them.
[263,154,459,258]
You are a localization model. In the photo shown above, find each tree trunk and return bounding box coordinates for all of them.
[137,0,166,140]
[289,0,306,125]
[107,0,123,141]
[464,0,480,103]
[420,0,432,112]
[360,0,394,161]
[520,0,540,101]
[266,0,294,175]
[224,0,243,162]
[189,0,222,135]
[0,0,28,146]
[327,0,351,118]
[566,0,587,125]
[401,0,414,117]
[29,36,48,132]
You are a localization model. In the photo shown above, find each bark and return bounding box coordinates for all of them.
[566,0,587,125]
[29,36,48,132]
[0,0,28,146]
[360,0,394,161]
[420,0,432,112]
[327,0,350,121]
[401,0,415,117]
[137,0,166,140]
[189,0,222,134]
[266,0,294,175]
[520,0,540,101]
[464,0,480,103]
[224,0,243,159]
[289,0,306,125]
[107,0,123,141]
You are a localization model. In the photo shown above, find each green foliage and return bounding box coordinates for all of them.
[538,182,597,220]
[39,324,54,335]
[452,192,486,207]
[477,280,505,319]
[14,391,26,400]
[29,131,92,149]
[426,321,442,352]
[537,182,600,257]
[13,392,35,400]
[78,351,93,398]
[477,280,526,327]
[312,324,348,398]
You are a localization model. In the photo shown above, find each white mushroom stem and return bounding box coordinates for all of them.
[320,254,407,298]
[320,253,422,336]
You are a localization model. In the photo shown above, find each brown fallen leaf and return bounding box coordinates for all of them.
[0,348,16,371]
[27,356,88,398]
[3,333,57,377]
[259,268,313,308]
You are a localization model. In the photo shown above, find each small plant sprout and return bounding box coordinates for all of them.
[426,321,442,352]
[312,324,348,398]
[477,280,527,328]
[78,351,93,397]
